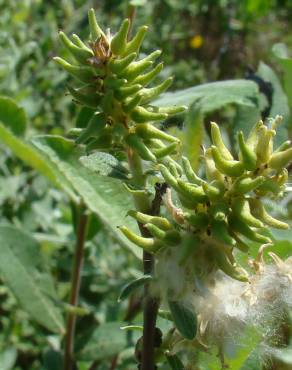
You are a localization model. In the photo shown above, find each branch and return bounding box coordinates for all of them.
[63,207,89,370]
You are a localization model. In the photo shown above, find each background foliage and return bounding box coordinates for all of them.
[0,0,291,369]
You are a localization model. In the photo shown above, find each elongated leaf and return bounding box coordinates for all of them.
[0,96,26,136]
[77,322,127,361]
[257,62,290,146]
[272,43,292,110]
[168,301,197,340]
[32,135,140,257]
[0,226,64,333]
[79,152,130,180]
[118,275,152,302]
[0,347,17,370]
[0,122,78,202]
[154,80,259,113]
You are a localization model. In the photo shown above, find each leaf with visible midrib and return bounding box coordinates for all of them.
[168,300,197,340]
[154,79,259,112]
[32,135,140,257]
[0,226,64,333]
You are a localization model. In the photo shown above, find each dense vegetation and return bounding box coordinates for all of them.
[0,1,291,369]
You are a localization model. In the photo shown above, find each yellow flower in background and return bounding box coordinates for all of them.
[189,35,203,49]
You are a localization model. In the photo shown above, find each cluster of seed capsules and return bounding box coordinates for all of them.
[121,117,292,282]
[54,9,185,158]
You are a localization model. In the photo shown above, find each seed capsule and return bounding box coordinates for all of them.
[67,86,102,108]
[59,31,93,64]
[232,198,263,228]
[119,226,164,252]
[228,214,271,244]
[238,131,257,171]
[135,123,179,143]
[122,25,148,56]
[88,8,105,41]
[249,199,289,229]
[53,57,94,83]
[231,176,265,195]
[110,19,130,55]
[269,147,292,170]
[153,143,177,159]
[128,210,173,230]
[182,156,205,185]
[125,134,156,162]
[134,62,164,86]
[176,180,207,203]
[131,106,168,123]
[211,146,244,177]
[108,52,137,74]
[122,60,153,82]
[210,122,233,160]
[211,246,249,282]
[75,113,107,144]
[140,78,173,104]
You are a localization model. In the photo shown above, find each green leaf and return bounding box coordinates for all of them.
[257,62,290,146]
[168,301,197,340]
[154,80,259,113]
[77,322,127,361]
[0,122,78,202]
[0,226,64,333]
[79,152,130,180]
[182,104,204,170]
[42,350,63,370]
[166,353,185,370]
[0,347,17,370]
[272,43,292,110]
[0,96,27,136]
[32,135,140,257]
[118,275,152,302]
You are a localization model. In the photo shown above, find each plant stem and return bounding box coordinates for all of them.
[127,149,163,370]
[63,207,89,370]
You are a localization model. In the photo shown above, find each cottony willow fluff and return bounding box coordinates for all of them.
[55,8,292,369]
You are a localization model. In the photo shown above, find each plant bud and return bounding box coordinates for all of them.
[210,219,235,246]
[121,60,153,81]
[204,148,224,182]
[145,223,166,239]
[75,113,107,144]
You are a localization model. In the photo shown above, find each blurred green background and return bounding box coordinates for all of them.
[0,1,291,369]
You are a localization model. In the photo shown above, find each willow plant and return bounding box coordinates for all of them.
[55,9,292,370]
